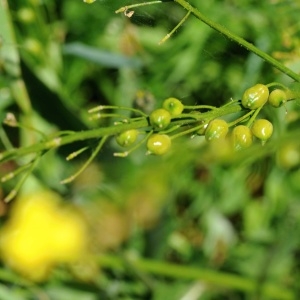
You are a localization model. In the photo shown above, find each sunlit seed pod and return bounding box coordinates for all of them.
[24,38,42,55]
[205,119,228,141]
[251,119,273,142]
[232,125,253,151]
[209,137,234,162]
[276,143,300,169]
[241,84,269,109]
[162,97,184,116]
[149,108,171,130]
[115,129,138,147]
[268,89,287,108]
[17,8,35,23]
[146,134,171,155]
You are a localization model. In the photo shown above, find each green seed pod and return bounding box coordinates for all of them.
[147,134,171,155]
[251,119,273,142]
[232,125,253,151]
[17,8,35,23]
[276,143,300,169]
[149,108,171,130]
[268,89,287,108]
[162,97,184,116]
[115,129,138,147]
[241,84,269,109]
[205,119,229,141]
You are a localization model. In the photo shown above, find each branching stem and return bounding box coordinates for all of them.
[174,0,300,82]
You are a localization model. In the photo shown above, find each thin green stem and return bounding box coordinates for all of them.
[228,110,254,127]
[184,105,216,110]
[159,125,181,134]
[60,136,108,184]
[98,254,294,300]
[0,126,14,150]
[171,123,204,139]
[66,146,89,161]
[115,1,163,14]
[246,106,264,127]
[1,161,32,182]
[221,99,241,108]
[89,113,131,121]
[159,10,191,45]
[4,156,41,202]
[88,105,148,117]
[174,0,300,82]
[266,82,290,91]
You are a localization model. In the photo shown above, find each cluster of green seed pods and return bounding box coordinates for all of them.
[205,118,273,151]
[204,83,286,150]
[114,83,291,156]
[146,98,184,155]
[242,83,288,109]
[115,98,184,155]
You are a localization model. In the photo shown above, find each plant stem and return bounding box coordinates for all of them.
[98,254,294,299]
[0,119,149,163]
[115,1,163,13]
[174,0,300,82]
[60,136,108,184]
[0,103,244,163]
[158,10,191,44]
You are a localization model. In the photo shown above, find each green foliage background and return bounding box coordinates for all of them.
[1,0,300,299]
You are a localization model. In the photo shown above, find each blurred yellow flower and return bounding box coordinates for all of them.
[0,191,88,281]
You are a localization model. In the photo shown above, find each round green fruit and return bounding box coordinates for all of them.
[276,143,300,169]
[149,108,171,130]
[251,119,273,142]
[147,134,171,155]
[115,129,138,147]
[242,84,269,109]
[232,125,253,151]
[205,119,229,141]
[162,98,184,116]
[268,89,287,108]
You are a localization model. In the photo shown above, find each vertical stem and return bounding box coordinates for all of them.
[174,0,300,82]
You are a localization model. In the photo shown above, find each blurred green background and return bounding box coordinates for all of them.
[1,0,300,299]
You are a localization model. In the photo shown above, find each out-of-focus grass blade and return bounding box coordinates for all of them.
[0,283,28,300]
[21,61,89,131]
[0,0,31,114]
[63,42,143,69]
[0,0,20,77]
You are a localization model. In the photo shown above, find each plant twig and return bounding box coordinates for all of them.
[174,0,300,82]
[98,254,294,299]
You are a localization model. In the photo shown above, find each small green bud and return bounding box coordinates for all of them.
[232,125,253,151]
[242,84,269,109]
[149,108,171,130]
[162,98,184,116]
[268,89,287,108]
[205,119,228,141]
[251,119,273,142]
[115,129,138,147]
[147,134,171,155]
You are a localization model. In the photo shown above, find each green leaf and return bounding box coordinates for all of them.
[63,43,143,69]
